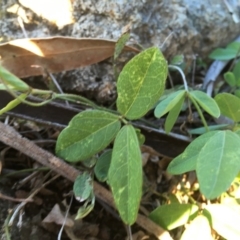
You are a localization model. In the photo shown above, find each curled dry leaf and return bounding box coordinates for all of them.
[0,36,139,78]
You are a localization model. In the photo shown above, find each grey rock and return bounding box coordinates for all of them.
[1,0,240,102]
[71,0,240,59]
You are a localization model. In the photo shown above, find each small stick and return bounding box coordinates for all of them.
[0,121,172,240]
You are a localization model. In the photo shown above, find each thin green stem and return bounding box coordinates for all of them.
[54,93,99,109]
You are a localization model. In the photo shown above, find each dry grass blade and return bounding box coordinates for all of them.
[0,36,139,78]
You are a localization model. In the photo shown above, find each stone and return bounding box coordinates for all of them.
[71,0,240,59]
[1,0,240,102]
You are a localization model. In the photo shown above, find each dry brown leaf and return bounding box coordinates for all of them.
[0,36,139,78]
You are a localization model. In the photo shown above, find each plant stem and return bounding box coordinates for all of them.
[168,65,189,92]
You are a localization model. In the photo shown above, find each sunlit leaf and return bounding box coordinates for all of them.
[206,204,240,240]
[154,90,186,118]
[117,47,168,120]
[167,131,218,174]
[180,215,213,240]
[108,125,142,225]
[196,130,240,199]
[214,93,240,122]
[149,203,199,230]
[189,91,220,118]
[56,110,121,162]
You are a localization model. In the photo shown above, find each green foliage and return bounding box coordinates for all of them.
[164,94,185,133]
[0,93,28,115]
[196,131,240,199]
[108,125,142,225]
[154,90,186,118]
[155,90,220,132]
[117,47,168,120]
[206,204,240,240]
[3,41,240,239]
[94,150,112,182]
[73,172,93,202]
[73,172,95,219]
[188,90,220,118]
[0,65,29,91]
[149,203,199,230]
[168,130,240,199]
[223,61,240,97]
[214,93,240,122]
[180,215,212,240]
[209,41,240,60]
[56,110,121,162]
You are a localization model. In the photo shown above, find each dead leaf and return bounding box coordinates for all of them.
[0,36,139,78]
[42,203,74,227]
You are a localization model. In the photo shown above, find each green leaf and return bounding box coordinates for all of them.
[167,131,218,174]
[114,32,130,60]
[0,93,28,115]
[0,84,15,90]
[81,157,97,168]
[180,215,212,240]
[0,65,29,91]
[234,89,240,98]
[117,47,168,120]
[149,203,199,230]
[206,204,240,240]
[233,61,240,86]
[227,41,240,51]
[108,125,142,225]
[224,72,236,87]
[189,124,230,135]
[189,91,220,118]
[135,128,145,145]
[214,93,240,122]
[75,192,95,219]
[209,48,239,60]
[154,90,186,118]
[94,150,112,182]
[170,54,184,66]
[75,200,95,219]
[164,92,185,133]
[196,130,240,199]
[73,172,93,202]
[56,110,121,162]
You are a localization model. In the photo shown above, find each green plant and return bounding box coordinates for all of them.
[55,47,168,225]
[2,41,240,239]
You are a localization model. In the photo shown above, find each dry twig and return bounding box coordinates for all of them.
[0,121,172,240]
